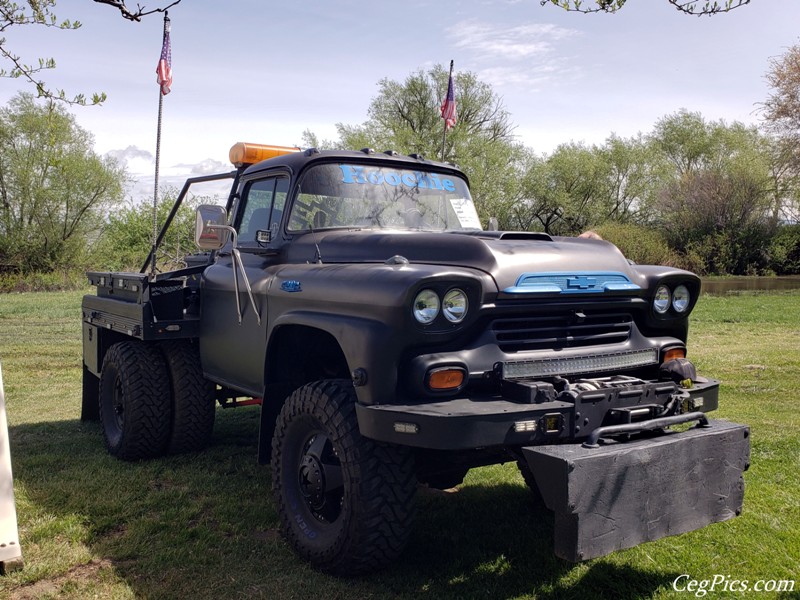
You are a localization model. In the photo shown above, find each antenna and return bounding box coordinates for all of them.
[308,224,324,264]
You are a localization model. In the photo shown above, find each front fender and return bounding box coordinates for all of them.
[265,262,494,404]
[268,311,396,405]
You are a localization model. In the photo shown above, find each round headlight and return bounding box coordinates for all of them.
[413,289,440,324]
[442,289,468,323]
[653,285,671,314]
[672,284,690,313]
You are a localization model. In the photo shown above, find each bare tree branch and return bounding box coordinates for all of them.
[1,0,181,105]
[668,0,751,15]
[91,0,182,22]
[540,0,751,16]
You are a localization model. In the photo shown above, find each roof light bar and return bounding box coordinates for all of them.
[229,142,300,167]
[501,349,659,380]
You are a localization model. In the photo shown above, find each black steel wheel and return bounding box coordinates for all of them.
[160,341,216,454]
[271,380,416,575]
[99,341,171,461]
[296,430,344,524]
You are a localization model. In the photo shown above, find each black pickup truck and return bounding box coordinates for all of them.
[81,142,750,574]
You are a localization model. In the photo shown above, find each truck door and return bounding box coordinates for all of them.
[199,176,289,395]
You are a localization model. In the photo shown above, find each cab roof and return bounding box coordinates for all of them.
[239,146,468,182]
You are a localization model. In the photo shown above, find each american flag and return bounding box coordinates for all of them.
[440,70,457,130]
[156,22,172,95]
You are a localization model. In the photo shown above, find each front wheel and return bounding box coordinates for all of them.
[271,380,416,575]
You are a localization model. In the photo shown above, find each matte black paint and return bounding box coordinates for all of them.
[523,419,750,561]
[81,148,748,564]
[83,148,707,427]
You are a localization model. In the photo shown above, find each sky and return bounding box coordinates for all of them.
[2,0,799,200]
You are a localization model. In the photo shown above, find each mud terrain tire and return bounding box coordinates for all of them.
[99,341,171,461]
[271,379,416,575]
[160,341,216,454]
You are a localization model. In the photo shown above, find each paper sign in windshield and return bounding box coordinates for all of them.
[450,198,482,229]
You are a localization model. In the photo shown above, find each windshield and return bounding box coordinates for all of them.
[287,163,481,232]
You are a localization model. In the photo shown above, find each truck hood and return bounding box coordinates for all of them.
[286,230,640,292]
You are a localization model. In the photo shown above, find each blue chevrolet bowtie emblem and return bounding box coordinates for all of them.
[567,276,597,290]
[281,280,302,293]
[504,272,641,294]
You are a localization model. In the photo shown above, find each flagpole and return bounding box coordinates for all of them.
[440,59,454,162]
[151,11,170,280]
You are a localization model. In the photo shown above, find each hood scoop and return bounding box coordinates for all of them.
[459,231,553,242]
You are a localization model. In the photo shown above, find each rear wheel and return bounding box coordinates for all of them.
[271,380,416,575]
[160,341,216,454]
[99,341,171,461]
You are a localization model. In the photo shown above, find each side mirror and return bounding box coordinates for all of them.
[195,205,229,250]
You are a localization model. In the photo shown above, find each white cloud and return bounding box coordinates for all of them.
[477,64,574,90]
[172,159,230,177]
[447,20,580,61]
[104,146,232,202]
[128,172,232,203]
[105,145,155,181]
[105,145,154,163]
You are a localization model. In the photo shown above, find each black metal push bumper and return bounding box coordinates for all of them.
[355,379,719,450]
[522,418,750,562]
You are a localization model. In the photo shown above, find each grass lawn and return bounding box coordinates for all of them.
[0,289,797,599]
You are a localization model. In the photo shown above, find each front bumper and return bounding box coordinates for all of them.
[356,378,719,450]
[523,418,750,561]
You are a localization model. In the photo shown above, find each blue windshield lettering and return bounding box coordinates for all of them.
[339,165,455,192]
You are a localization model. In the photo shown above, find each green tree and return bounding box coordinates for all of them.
[762,42,800,140]
[648,111,775,274]
[535,142,608,235]
[761,42,800,224]
[510,136,658,236]
[0,92,125,273]
[596,135,654,223]
[332,64,524,225]
[768,224,800,274]
[96,188,206,272]
[594,222,679,267]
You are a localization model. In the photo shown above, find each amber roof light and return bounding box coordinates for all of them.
[229,142,300,167]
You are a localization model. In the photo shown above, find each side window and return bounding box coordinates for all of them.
[237,177,288,245]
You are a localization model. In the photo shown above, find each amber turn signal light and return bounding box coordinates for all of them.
[662,347,686,363]
[427,367,465,391]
